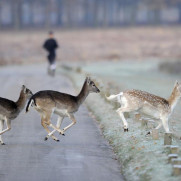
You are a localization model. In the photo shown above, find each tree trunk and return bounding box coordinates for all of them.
[12,0,22,30]
[178,3,181,24]
[153,9,161,24]
[57,0,63,27]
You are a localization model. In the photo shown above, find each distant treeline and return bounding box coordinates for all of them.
[1,0,181,29]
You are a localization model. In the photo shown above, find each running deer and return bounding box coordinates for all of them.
[106,81,181,133]
[0,85,32,145]
[26,77,100,141]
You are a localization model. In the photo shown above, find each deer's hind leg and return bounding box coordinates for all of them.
[116,108,129,132]
[45,116,64,141]
[155,122,163,130]
[41,113,59,142]
[146,122,163,136]
[116,95,141,132]
[116,106,140,132]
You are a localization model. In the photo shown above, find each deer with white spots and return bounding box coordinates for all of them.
[0,85,32,145]
[106,81,181,133]
[26,77,100,142]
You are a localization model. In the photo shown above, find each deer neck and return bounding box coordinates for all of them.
[76,81,89,106]
[16,91,27,111]
[168,87,180,111]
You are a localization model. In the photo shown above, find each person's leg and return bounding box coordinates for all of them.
[49,54,56,76]
[47,54,52,75]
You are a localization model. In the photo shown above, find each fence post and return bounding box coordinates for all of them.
[164,133,172,145]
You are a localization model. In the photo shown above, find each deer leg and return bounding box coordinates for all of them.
[146,122,163,136]
[0,118,11,135]
[62,114,76,132]
[117,111,129,132]
[117,107,135,132]
[0,120,5,145]
[117,104,141,132]
[49,123,64,135]
[155,122,163,130]
[45,116,64,140]
[161,117,170,133]
[41,116,59,142]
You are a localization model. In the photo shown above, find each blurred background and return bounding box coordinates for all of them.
[1,2,181,180]
[1,0,181,69]
[1,0,181,29]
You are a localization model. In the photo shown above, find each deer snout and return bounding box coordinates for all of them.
[96,88,100,93]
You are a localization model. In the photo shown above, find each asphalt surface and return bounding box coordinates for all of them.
[0,64,124,181]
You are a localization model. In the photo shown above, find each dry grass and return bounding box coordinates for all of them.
[1,27,181,65]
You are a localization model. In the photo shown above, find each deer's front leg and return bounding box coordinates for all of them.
[161,117,170,133]
[62,113,76,132]
[0,120,5,145]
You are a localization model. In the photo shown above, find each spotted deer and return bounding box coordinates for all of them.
[0,85,32,145]
[106,81,181,133]
[26,77,100,142]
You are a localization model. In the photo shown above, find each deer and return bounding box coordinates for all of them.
[106,81,181,134]
[26,77,100,142]
[0,85,32,145]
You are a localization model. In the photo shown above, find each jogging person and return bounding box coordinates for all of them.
[43,31,58,76]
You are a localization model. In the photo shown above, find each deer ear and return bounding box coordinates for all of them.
[86,77,91,84]
[22,85,25,89]
[175,80,179,87]
[22,85,27,93]
[177,83,181,91]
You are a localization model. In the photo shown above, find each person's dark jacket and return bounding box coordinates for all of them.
[43,38,58,55]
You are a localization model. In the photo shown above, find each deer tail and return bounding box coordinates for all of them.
[105,92,123,102]
[26,97,36,113]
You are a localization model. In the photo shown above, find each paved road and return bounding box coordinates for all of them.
[0,64,124,181]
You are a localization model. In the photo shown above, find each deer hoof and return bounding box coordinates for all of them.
[124,128,128,132]
[146,131,151,136]
[44,137,48,141]
[60,132,65,136]
[53,138,59,142]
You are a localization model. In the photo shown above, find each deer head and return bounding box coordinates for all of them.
[86,77,100,93]
[21,85,33,99]
[173,81,181,98]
